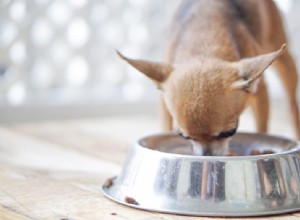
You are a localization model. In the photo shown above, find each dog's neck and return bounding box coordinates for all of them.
[172,26,241,63]
[168,1,260,64]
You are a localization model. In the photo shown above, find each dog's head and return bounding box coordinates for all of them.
[118,45,286,155]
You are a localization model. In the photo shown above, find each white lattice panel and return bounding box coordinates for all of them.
[0,0,299,108]
[0,0,180,106]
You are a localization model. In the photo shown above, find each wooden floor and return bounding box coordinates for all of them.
[0,115,300,220]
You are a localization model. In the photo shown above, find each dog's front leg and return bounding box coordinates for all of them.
[249,78,270,133]
[160,96,173,132]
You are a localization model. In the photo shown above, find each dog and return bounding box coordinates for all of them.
[118,0,300,155]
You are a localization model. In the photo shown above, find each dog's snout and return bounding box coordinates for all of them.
[191,139,230,156]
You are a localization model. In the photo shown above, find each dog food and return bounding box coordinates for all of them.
[250,150,275,155]
[104,178,113,188]
[125,196,139,205]
[225,151,239,156]
[224,149,275,156]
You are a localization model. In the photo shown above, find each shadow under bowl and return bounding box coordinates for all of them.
[102,132,300,217]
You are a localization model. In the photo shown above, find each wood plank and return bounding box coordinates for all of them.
[0,166,226,220]
[0,118,299,219]
[0,127,120,176]
[0,205,33,220]
[0,164,296,220]
[5,117,159,165]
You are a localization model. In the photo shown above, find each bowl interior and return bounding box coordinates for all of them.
[139,133,298,156]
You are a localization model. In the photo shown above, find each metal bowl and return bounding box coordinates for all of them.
[102,132,300,217]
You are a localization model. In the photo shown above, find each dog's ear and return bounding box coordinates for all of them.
[231,44,286,93]
[117,51,173,83]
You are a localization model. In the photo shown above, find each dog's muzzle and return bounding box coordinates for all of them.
[191,139,230,156]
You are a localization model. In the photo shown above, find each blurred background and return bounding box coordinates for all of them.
[0,0,300,137]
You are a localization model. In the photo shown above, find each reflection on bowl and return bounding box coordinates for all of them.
[102,132,300,217]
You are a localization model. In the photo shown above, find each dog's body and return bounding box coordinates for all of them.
[119,0,300,155]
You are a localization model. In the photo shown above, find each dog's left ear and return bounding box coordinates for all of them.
[117,51,173,85]
[231,44,286,93]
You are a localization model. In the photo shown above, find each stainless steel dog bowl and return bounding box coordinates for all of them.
[102,132,300,217]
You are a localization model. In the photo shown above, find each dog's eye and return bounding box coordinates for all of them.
[178,132,192,140]
[217,128,237,139]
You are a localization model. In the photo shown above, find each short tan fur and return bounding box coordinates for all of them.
[118,0,300,155]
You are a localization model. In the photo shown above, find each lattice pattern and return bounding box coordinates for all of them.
[0,0,180,105]
[0,0,299,106]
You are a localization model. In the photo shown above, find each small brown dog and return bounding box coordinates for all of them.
[118,0,300,155]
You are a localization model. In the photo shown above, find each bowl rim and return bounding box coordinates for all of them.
[137,132,300,160]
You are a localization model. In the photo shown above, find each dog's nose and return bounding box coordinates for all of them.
[191,139,230,156]
[203,148,213,156]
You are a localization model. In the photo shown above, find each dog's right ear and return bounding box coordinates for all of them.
[117,51,173,84]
